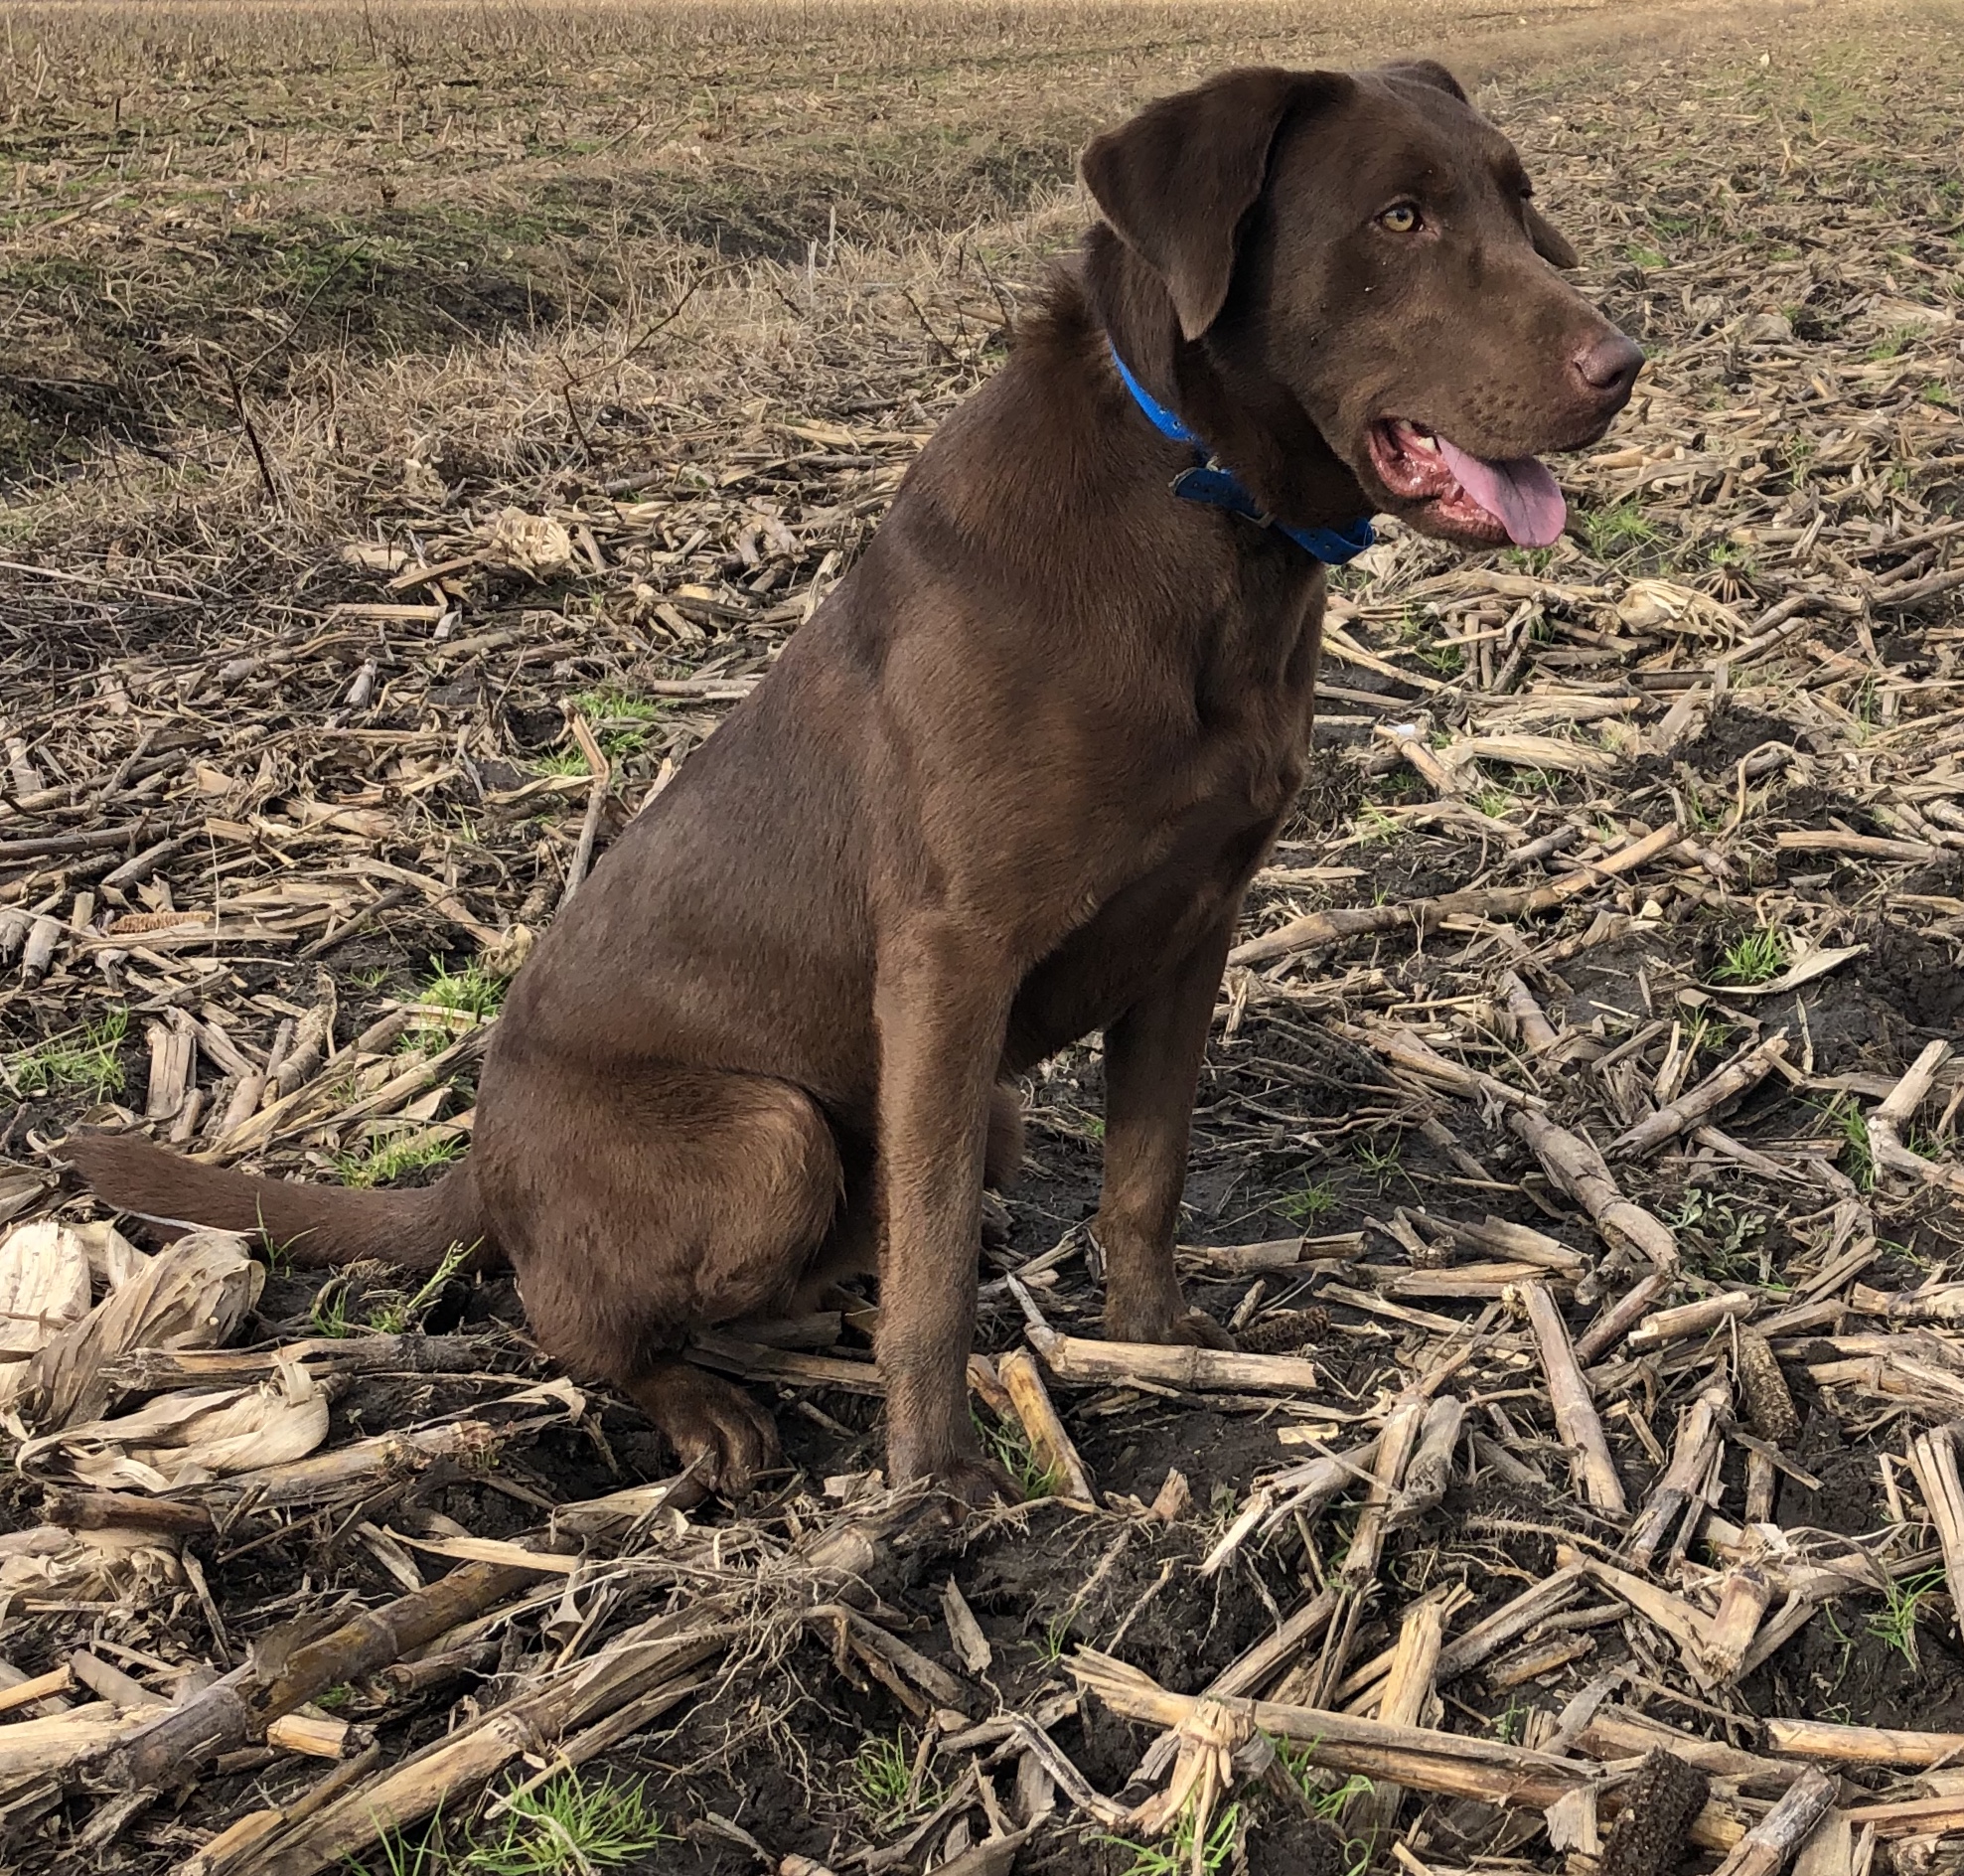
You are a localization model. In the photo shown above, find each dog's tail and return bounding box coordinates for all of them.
[67,1132,493,1273]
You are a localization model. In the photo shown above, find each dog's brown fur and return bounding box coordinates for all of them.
[72,62,1640,1503]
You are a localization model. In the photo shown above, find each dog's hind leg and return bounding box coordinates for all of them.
[982,1079,1025,1251]
[479,1066,842,1494]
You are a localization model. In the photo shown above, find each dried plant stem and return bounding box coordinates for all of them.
[1522,1283,1626,1514]
[1906,1426,1964,1642]
[1511,1110,1679,1271]
[1349,1598,1442,1841]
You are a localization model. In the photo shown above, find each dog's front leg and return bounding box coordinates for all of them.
[1096,912,1238,1348]
[873,917,1015,1503]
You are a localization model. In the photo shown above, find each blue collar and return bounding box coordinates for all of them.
[1109,345,1375,565]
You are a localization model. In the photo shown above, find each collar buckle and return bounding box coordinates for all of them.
[1111,344,1375,567]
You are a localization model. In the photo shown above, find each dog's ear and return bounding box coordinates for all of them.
[1526,202,1580,269]
[1081,68,1341,343]
[1377,59,1468,103]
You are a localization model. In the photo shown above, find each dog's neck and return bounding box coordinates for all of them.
[1084,227,1370,538]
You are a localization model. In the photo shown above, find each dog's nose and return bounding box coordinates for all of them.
[1573,331,1644,403]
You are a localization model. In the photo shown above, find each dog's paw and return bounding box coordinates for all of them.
[1103,1294,1236,1350]
[635,1367,782,1498]
[1168,1306,1237,1351]
[683,1401,781,1497]
[888,1428,1018,1513]
[929,1454,1021,1513]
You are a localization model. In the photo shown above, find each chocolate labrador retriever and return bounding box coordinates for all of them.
[74,61,1640,1503]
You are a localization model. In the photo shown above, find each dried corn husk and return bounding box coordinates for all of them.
[72,1219,149,1292]
[1443,733,1616,777]
[1615,579,1744,639]
[16,1359,328,1491]
[0,1522,184,1610]
[0,1162,55,1226]
[3,1229,261,1435]
[0,1221,92,1379]
[482,508,573,577]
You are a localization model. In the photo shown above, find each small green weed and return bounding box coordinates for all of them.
[432,807,483,848]
[976,1408,1060,1500]
[851,1729,939,1830]
[1581,499,1657,559]
[309,1281,354,1339]
[1415,639,1463,678]
[401,958,507,1050]
[1353,1140,1409,1197]
[337,1130,465,1190]
[1502,546,1556,575]
[1820,1603,1857,1692]
[469,1772,673,1874]
[4,1009,129,1101]
[571,686,669,759]
[1393,601,1435,643]
[1666,1187,1768,1282]
[1713,927,1788,986]
[1866,324,1922,362]
[1277,1747,1375,1823]
[1868,1567,1945,1667]
[1814,1094,1875,1192]
[346,1810,450,1876]
[365,1241,476,1334]
[1104,1801,1241,1876]
[1311,1776,1374,1822]
[1706,539,1756,575]
[1924,382,1956,406]
[1033,1612,1075,1662]
[528,747,591,778]
[1279,1175,1338,1225]
[1678,785,1722,835]
[1354,805,1403,846]
[1625,243,1669,269]
[1878,1235,1932,1273]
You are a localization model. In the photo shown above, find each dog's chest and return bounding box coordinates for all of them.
[1005,588,1322,1062]
[1184,580,1322,813]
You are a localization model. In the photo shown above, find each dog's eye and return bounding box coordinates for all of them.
[1378,204,1422,234]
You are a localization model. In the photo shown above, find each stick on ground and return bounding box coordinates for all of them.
[997,1346,1098,1503]
[1511,1109,1679,1272]
[1522,1282,1626,1514]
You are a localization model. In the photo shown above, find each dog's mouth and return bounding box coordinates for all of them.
[1366,418,1568,548]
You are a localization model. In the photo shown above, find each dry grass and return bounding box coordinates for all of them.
[0,0,1861,562]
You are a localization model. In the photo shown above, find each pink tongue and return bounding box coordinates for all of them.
[1435,436,1567,547]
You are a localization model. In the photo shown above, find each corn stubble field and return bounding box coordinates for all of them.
[4,0,1964,1871]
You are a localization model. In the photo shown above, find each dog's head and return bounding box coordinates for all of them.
[1081,64,1642,547]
